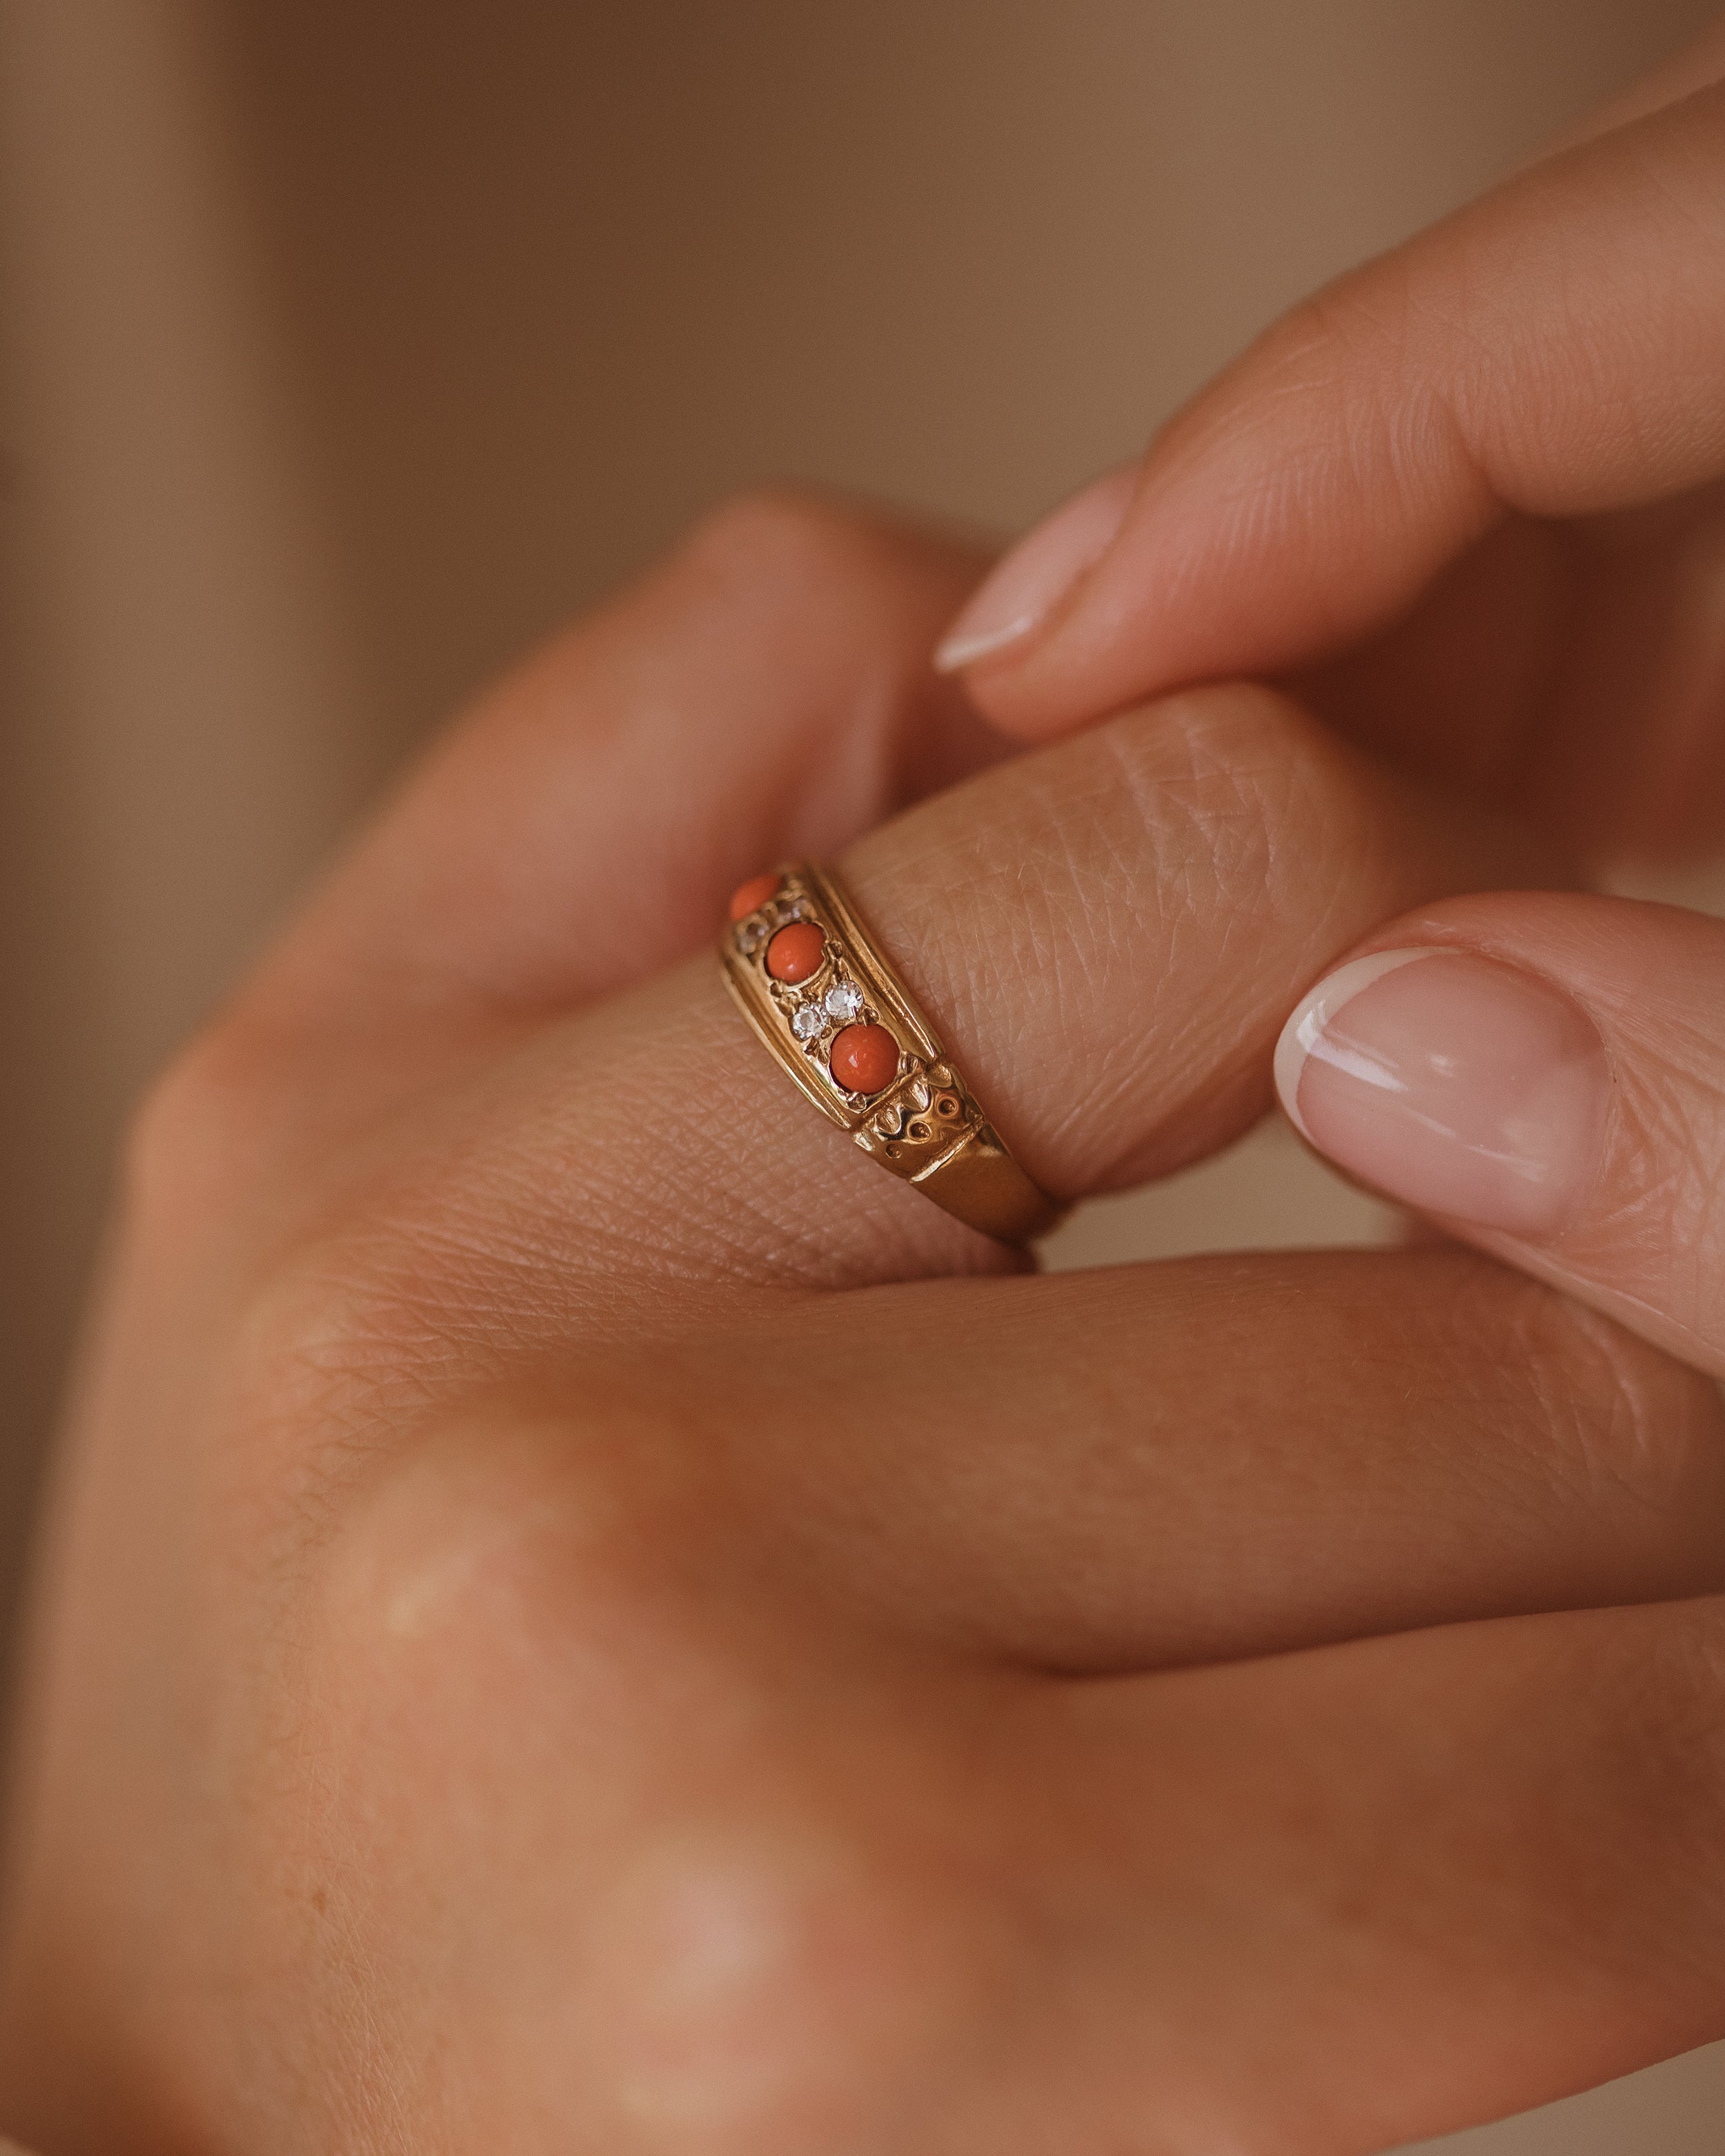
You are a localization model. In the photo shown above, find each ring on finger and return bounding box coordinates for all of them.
[720,864,1062,1243]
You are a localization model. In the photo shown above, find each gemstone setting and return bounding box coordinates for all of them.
[766,922,827,984]
[728,871,782,924]
[830,1023,900,1096]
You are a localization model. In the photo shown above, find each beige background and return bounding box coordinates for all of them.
[2,1,1723,2146]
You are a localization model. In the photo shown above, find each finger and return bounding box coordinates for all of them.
[290,682,1557,1307]
[1547,13,1725,152]
[622,1248,1725,1671]
[1286,479,1725,853]
[262,491,1000,1035]
[961,1595,1725,2150]
[299,1447,1725,2153]
[936,79,1725,746]
[1274,889,1725,1378]
[164,493,1000,1194]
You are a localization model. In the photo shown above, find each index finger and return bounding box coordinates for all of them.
[943,73,1725,738]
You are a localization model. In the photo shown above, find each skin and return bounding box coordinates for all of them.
[948,16,1725,1409]
[3,493,1725,2155]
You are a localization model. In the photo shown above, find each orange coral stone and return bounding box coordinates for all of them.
[727,871,782,923]
[829,1023,899,1096]
[765,921,826,983]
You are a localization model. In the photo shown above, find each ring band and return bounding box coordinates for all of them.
[720,863,1062,1243]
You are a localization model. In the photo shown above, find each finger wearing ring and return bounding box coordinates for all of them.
[720,864,1064,1243]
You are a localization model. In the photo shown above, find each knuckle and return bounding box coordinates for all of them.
[1103,681,1347,849]
[1083,684,1352,924]
[314,1389,791,1743]
[324,1399,695,1661]
[319,1421,1000,2153]
[258,1312,681,1596]
[583,1822,983,2153]
[1238,261,1427,443]
[1096,678,1532,949]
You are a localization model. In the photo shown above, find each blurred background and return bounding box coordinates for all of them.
[2,1,1724,2146]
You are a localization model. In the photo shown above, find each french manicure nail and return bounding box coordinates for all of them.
[934,464,1137,673]
[1274,949,1610,1236]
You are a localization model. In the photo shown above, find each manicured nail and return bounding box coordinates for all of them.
[934,464,1137,673]
[1274,949,1610,1236]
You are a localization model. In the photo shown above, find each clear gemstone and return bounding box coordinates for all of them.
[791,1002,826,1040]
[825,979,863,1021]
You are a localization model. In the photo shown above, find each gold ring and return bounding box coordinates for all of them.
[720,864,1062,1243]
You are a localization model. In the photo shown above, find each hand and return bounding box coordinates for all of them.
[936,20,1725,1385]
[937,17,1725,860]
[3,496,1723,2156]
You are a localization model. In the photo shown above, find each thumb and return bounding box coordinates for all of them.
[1272,890,1725,1379]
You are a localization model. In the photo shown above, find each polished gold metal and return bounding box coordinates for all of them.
[720,863,1062,1243]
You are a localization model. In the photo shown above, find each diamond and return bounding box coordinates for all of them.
[825,979,863,1022]
[791,1002,826,1040]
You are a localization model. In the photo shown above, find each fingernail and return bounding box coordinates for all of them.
[1274,949,1610,1236]
[934,464,1137,673]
